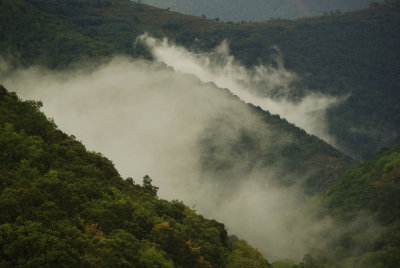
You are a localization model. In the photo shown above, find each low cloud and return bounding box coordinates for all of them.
[1,44,375,261]
[139,34,341,146]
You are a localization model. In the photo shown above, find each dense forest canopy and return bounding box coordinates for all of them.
[1,0,400,267]
[175,0,400,159]
[0,84,272,267]
[2,55,354,261]
[1,80,399,266]
[1,0,399,158]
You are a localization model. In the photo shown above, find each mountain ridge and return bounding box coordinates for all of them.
[138,0,381,22]
[1,0,400,266]
[2,0,399,159]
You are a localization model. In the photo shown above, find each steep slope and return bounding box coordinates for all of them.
[0,84,271,267]
[139,0,379,21]
[179,0,400,159]
[264,144,400,267]
[0,0,351,193]
[316,144,400,267]
[1,0,399,265]
[1,0,355,259]
[1,0,398,160]
[324,144,400,224]
[2,81,397,267]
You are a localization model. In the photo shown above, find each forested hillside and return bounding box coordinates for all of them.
[1,80,399,267]
[324,144,400,224]
[179,0,400,159]
[272,145,400,267]
[317,144,400,267]
[139,0,379,22]
[0,84,271,267]
[0,0,211,68]
[1,0,399,159]
[0,0,352,193]
[1,82,399,267]
[1,0,400,267]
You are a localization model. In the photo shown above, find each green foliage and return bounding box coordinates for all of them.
[324,144,400,223]
[227,238,271,268]
[198,103,351,193]
[1,0,399,159]
[142,175,159,197]
[0,0,354,201]
[1,0,399,265]
[0,0,212,68]
[306,144,400,267]
[137,240,175,268]
[179,1,400,159]
[0,222,85,267]
[0,85,270,267]
[290,248,343,268]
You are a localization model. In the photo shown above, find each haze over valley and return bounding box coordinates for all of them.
[1,0,399,267]
[1,47,347,260]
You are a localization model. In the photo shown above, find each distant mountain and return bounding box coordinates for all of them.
[0,0,212,68]
[177,1,400,159]
[1,0,399,159]
[0,0,350,192]
[138,0,382,21]
[1,0,400,266]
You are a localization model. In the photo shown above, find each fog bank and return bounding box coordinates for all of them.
[139,34,341,146]
[1,54,375,261]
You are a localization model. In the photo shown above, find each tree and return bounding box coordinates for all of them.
[142,175,159,197]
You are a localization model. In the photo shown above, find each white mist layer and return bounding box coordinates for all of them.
[2,57,376,261]
[140,34,340,146]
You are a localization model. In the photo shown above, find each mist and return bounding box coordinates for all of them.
[139,34,341,147]
[1,46,376,261]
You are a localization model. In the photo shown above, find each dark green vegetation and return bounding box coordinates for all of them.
[325,145,400,224]
[1,0,400,267]
[139,0,378,22]
[1,79,399,267]
[0,0,352,192]
[1,0,399,159]
[269,145,400,267]
[0,84,271,267]
[319,145,400,268]
[324,144,400,264]
[176,1,400,159]
[0,0,212,68]
[198,102,350,194]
